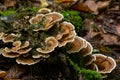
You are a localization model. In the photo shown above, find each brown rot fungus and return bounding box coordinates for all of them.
[0,8,116,77]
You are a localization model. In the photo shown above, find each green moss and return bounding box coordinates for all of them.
[67,56,102,80]
[60,10,83,34]
[0,9,16,16]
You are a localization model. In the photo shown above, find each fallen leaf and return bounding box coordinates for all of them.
[4,0,17,7]
[72,1,98,14]
[100,33,120,45]
[97,1,111,9]
[115,24,120,35]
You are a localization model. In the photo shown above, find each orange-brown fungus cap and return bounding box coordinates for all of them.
[79,42,93,57]
[93,54,116,73]
[60,21,75,35]
[38,8,51,13]
[67,36,85,53]
[36,14,44,22]
[32,53,50,59]
[0,32,4,39]
[58,22,76,47]
[20,41,30,49]
[2,41,31,58]
[2,51,20,58]
[0,70,7,78]
[36,37,58,53]
[45,12,63,24]
[2,33,18,43]
[29,17,39,24]
[83,55,96,65]
[16,57,40,65]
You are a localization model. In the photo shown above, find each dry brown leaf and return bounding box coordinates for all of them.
[72,0,111,14]
[72,1,98,14]
[100,33,119,45]
[84,28,100,41]
[4,0,17,7]
[97,1,111,9]
[115,24,120,35]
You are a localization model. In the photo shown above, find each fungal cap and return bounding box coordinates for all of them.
[0,32,4,39]
[4,41,21,53]
[13,41,21,47]
[20,41,30,49]
[36,37,58,53]
[32,53,50,58]
[67,36,86,53]
[60,21,75,35]
[57,21,76,47]
[18,48,32,54]
[83,55,96,65]
[79,41,93,57]
[0,70,7,78]
[38,8,51,13]
[36,14,44,22]
[2,51,20,58]
[29,16,39,24]
[93,54,116,73]
[16,57,40,65]
[45,12,64,23]
[11,41,21,52]
[2,33,17,43]
[86,63,98,71]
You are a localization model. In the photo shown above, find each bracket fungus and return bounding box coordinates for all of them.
[67,36,87,53]
[79,41,93,57]
[0,7,116,77]
[1,33,18,43]
[57,22,76,47]
[36,37,58,54]
[92,54,116,74]
[29,11,63,31]
[38,8,51,13]
[16,57,41,65]
[2,41,31,58]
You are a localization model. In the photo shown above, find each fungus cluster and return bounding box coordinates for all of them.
[0,8,116,77]
[65,35,116,76]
